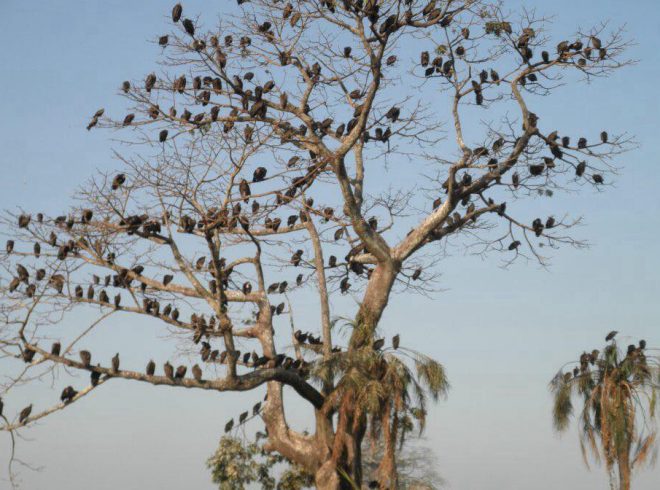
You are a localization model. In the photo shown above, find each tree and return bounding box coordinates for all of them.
[0,1,633,488]
[207,432,443,489]
[550,334,659,490]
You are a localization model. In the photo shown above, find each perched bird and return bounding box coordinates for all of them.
[79,350,92,367]
[192,364,203,382]
[111,353,120,373]
[605,330,618,341]
[253,167,267,182]
[392,334,400,350]
[175,365,187,379]
[19,404,32,424]
[172,3,183,23]
[112,173,126,190]
[182,18,195,36]
[224,419,234,433]
[60,386,78,403]
[373,338,385,350]
[51,342,61,356]
[164,362,174,380]
[146,360,156,376]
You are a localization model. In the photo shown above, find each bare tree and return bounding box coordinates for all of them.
[0,1,633,488]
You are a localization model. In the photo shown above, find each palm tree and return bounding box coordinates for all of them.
[550,334,659,489]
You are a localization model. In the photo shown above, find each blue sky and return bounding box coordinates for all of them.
[1,1,659,489]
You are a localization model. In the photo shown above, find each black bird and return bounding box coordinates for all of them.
[111,353,120,373]
[373,338,385,350]
[639,339,647,350]
[605,330,618,341]
[224,419,234,433]
[163,274,173,286]
[6,240,14,253]
[146,360,156,376]
[112,173,126,190]
[392,334,400,350]
[61,386,77,403]
[175,365,187,379]
[19,404,32,424]
[172,3,182,22]
[159,35,169,46]
[91,369,101,386]
[239,411,248,424]
[51,342,61,356]
[412,268,422,281]
[159,129,168,143]
[182,18,195,36]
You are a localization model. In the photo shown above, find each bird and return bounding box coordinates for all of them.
[145,73,157,93]
[412,268,422,281]
[79,350,92,367]
[60,386,78,403]
[192,364,203,381]
[51,342,61,356]
[112,173,126,190]
[182,18,195,36]
[164,362,174,380]
[146,360,156,376]
[19,404,32,424]
[239,179,251,202]
[224,419,234,433]
[172,3,182,23]
[111,353,120,373]
[90,369,101,386]
[373,338,385,350]
[392,335,400,350]
[175,365,187,379]
[159,130,168,143]
[605,330,618,341]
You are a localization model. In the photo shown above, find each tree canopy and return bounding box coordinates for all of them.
[0,1,633,488]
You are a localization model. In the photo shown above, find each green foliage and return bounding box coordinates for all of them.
[207,436,313,490]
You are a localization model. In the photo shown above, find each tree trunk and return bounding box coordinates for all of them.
[350,261,399,349]
[618,448,631,490]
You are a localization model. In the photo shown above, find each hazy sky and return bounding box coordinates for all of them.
[1,1,659,489]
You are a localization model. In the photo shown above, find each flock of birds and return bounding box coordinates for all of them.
[3,1,616,438]
[561,331,650,383]
[85,1,612,258]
